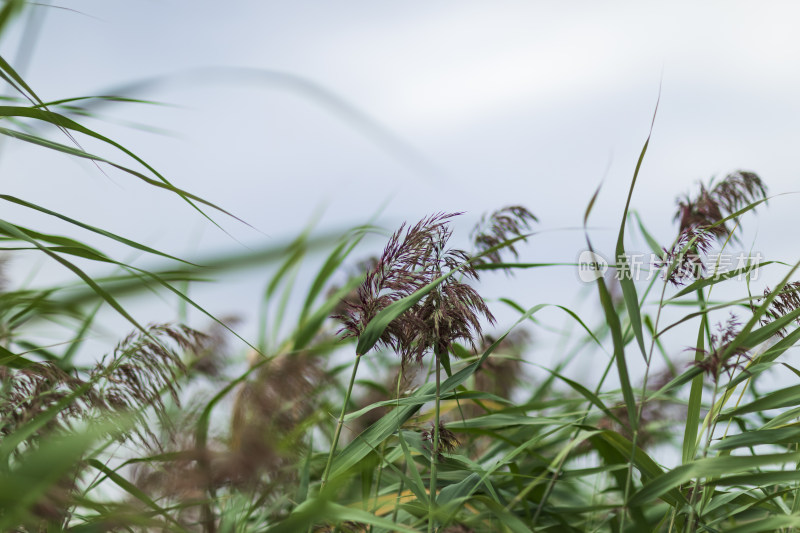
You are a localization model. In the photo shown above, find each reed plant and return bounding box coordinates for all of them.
[4,4,800,532]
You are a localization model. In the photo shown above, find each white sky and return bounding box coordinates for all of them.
[2,1,800,387]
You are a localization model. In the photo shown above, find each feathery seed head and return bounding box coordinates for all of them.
[657,226,714,286]
[335,213,495,365]
[757,281,800,337]
[421,421,460,461]
[471,205,537,271]
[675,171,767,240]
[691,313,751,383]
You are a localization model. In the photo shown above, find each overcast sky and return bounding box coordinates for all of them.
[2,1,799,382]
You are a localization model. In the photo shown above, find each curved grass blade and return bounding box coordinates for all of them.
[717,260,800,364]
[718,384,800,420]
[712,425,800,451]
[0,126,240,222]
[724,515,800,533]
[0,220,259,351]
[670,262,775,300]
[0,344,33,368]
[0,194,199,266]
[266,498,419,533]
[683,289,708,463]
[298,226,369,326]
[614,92,660,362]
[86,459,187,531]
[594,270,638,432]
[293,274,363,350]
[0,219,146,334]
[628,451,800,507]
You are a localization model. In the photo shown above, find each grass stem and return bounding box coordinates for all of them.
[428,347,442,533]
[321,352,362,490]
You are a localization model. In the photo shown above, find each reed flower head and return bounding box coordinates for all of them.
[471,205,537,271]
[0,324,205,448]
[91,324,205,443]
[757,281,800,337]
[691,313,751,383]
[0,324,205,529]
[656,226,714,286]
[675,171,767,240]
[422,421,460,461]
[0,362,87,441]
[335,213,495,365]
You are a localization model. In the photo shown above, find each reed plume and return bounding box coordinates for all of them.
[336,212,495,365]
[471,205,537,271]
[675,171,767,240]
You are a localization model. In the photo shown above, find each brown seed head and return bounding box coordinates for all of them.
[335,213,495,365]
[675,171,767,240]
[471,205,537,272]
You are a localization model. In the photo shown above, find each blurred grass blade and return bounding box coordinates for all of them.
[0,219,147,334]
[0,344,33,368]
[0,429,99,529]
[86,459,186,530]
[629,451,800,507]
[0,194,199,266]
[712,425,800,451]
[266,498,418,533]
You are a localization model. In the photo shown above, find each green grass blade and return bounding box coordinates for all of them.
[629,451,800,507]
[0,194,199,266]
[682,289,707,463]
[0,219,147,334]
[86,459,186,530]
[355,269,456,355]
[594,272,638,432]
[614,95,660,362]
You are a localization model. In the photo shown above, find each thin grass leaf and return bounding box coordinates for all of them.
[712,425,800,451]
[266,498,419,533]
[594,270,638,432]
[0,126,241,222]
[614,93,660,362]
[298,227,368,325]
[628,451,800,507]
[683,289,708,463]
[670,262,775,300]
[86,459,186,531]
[719,384,800,419]
[0,194,199,266]
[723,515,800,533]
[0,344,33,369]
[0,219,147,334]
[398,431,429,506]
[0,0,23,38]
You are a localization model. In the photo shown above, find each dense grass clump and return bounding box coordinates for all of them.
[4,5,800,533]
